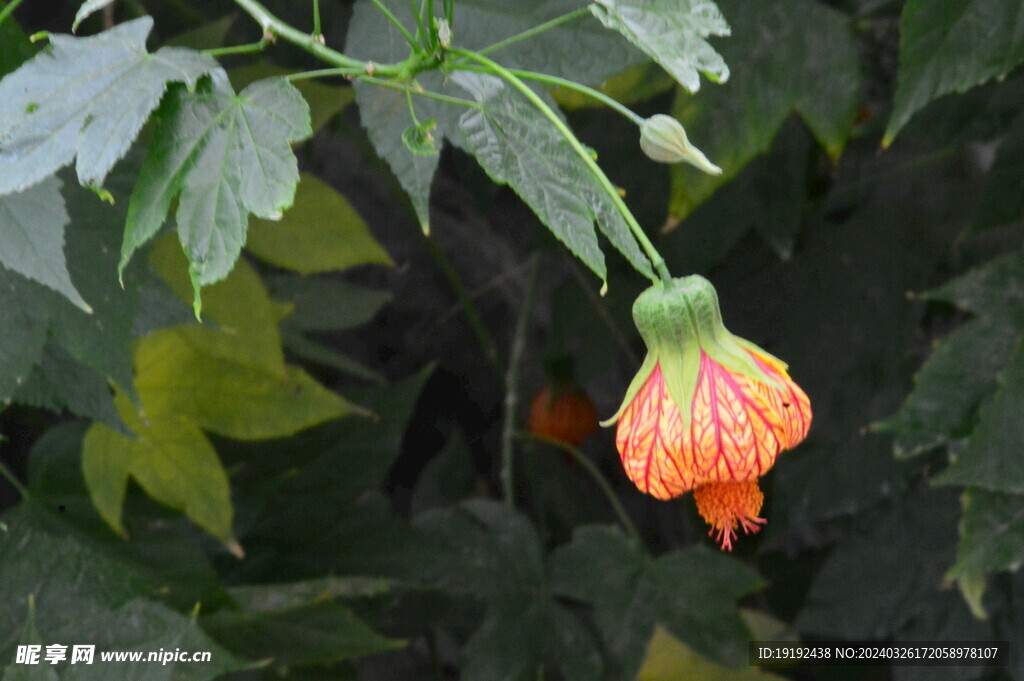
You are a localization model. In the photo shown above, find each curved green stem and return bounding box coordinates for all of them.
[357,75,480,108]
[502,253,541,506]
[0,0,26,28]
[369,0,419,51]
[203,39,268,57]
[408,0,424,41]
[519,432,641,543]
[476,7,589,57]
[287,67,365,80]
[405,87,420,125]
[454,64,647,126]
[232,0,405,77]
[450,48,671,285]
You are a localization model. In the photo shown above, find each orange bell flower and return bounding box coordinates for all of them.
[604,276,811,550]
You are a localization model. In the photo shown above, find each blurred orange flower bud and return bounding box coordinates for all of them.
[604,275,811,550]
[528,386,599,448]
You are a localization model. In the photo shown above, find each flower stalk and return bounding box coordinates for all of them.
[501,253,541,506]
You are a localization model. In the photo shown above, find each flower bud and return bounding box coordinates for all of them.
[639,114,722,175]
[435,18,452,48]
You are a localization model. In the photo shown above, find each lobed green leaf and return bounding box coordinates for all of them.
[590,0,730,94]
[0,17,217,195]
[796,488,961,639]
[123,73,311,295]
[667,0,859,220]
[454,72,654,284]
[934,342,1024,494]
[416,501,603,681]
[0,179,88,310]
[549,525,760,674]
[345,0,643,233]
[948,488,1024,582]
[0,510,246,681]
[878,317,1021,458]
[884,0,1024,146]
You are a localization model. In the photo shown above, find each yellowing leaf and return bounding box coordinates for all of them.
[636,626,785,681]
[246,173,393,273]
[82,396,234,542]
[149,234,282,368]
[135,325,357,440]
[83,229,360,544]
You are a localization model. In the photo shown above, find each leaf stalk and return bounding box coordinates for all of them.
[202,39,269,58]
[231,0,406,77]
[476,7,590,57]
[453,64,647,126]
[0,0,26,28]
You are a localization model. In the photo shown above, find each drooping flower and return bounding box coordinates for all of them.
[604,276,811,550]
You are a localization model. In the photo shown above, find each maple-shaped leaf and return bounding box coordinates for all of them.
[550,525,761,675]
[0,178,89,311]
[0,172,143,406]
[122,72,311,295]
[73,0,117,31]
[0,17,216,194]
[346,0,643,233]
[590,0,730,94]
[884,0,1024,146]
[454,72,654,286]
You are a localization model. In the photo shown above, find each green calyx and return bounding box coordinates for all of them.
[602,275,782,429]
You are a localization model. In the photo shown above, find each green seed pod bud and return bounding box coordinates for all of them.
[639,114,722,175]
[436,18,452,48]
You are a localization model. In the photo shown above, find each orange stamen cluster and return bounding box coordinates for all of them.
[693,481,765,551]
